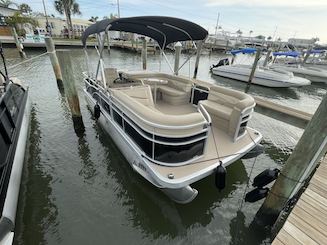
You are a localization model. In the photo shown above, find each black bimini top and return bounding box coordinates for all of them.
[81,16,208,48]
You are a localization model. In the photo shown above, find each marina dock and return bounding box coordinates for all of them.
[272,155,327,245]
[1,39,157,53]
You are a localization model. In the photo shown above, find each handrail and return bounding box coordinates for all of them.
[198,103,212,125]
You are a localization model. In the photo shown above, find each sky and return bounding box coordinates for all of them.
[17,0,327,43]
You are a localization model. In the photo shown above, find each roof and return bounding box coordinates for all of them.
[81,16,208,48]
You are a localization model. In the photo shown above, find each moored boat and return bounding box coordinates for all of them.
[211,48,311,88]
[81,16,263,203]
[0,46,30,245]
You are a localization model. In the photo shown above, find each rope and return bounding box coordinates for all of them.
[7,52,48,70]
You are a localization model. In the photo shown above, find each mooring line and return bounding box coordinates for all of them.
[7,52,48,70]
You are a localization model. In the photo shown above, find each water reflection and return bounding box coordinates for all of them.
[14,107,59,245]
[94,120,249,240]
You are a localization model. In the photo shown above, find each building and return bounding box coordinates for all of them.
[33,16,92,37]
[288,38,318,49]
[0,5,20,41]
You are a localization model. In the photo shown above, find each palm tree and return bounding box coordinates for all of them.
[54,0,81,38]
[0,0,18,8]
[88,16,98,22]
[19,3,32,15]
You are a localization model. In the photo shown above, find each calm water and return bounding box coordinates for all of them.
[3,48,326,245]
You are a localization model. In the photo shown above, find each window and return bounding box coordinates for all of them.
[113,109,123,127]
[154,140,205,163]
[125,121,152,156]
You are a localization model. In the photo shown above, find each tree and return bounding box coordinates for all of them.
[54,0,81,38]
[0,0,17,8]
[89,16,98,22]
[19,3,32,15]
[236,29,242,37]
[6,12,38,36]
[267,36,272,41]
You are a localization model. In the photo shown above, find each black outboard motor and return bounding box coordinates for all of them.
[210,58,230,71]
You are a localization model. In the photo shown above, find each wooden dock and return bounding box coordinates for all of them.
[272,155,327,245]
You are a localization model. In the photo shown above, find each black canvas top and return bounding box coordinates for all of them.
[81,16,208,48]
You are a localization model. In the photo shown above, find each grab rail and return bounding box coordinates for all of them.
[198,103,212,125]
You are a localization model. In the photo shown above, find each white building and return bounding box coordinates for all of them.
[288,38,318,48]
[0,5,20,41]
[32,16,92,37]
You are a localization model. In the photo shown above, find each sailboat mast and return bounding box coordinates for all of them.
[214,12,220,36]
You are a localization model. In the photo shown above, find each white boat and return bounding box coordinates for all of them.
[81,16,263,204]
[271,51,327,83]
[0,47,30,245]
[211,48,311,88]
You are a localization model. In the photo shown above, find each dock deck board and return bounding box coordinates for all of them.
[272,156,327,245]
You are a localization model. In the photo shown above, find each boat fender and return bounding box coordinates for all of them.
[215,161,226,191]
[245,187,269,203]
[94,103,101,119]
[252,168,280,188]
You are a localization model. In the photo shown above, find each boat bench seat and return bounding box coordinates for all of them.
[111,86,206,136]
[199,86,255,140]
[120,71,192,105]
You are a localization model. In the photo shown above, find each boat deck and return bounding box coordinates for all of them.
[272,156,327,245]
[155,99,198,115]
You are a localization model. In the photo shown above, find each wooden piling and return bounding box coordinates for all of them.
[263,49,272,67]
[106,31,111,53]
[174,42,182,75]
[142,38,147,70]
[259,93,327,219]
[193,41,203,79]
[45,37,64,90]
[56,49,84,134]
[302,48,312,64]
[11,27,26,58]
[245,49,261,93]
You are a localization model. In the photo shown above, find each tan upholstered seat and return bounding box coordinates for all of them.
[199,86,255,140]
[111,86,206,136]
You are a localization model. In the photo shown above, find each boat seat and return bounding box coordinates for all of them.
[199,86,255,140]
[111,88,206,136]
[117,85,155,107]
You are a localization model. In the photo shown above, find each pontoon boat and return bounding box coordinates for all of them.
[81,16,262,204]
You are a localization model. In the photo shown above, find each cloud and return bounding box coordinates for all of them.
[205,0,327,7]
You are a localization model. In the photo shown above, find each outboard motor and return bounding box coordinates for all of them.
[215,161,226,191]
[94,103,101,119]
[210,58,230,71]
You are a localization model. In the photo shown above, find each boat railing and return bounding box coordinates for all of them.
[198,103,211,125]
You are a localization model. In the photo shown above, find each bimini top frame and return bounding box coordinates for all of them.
[81,16,208,82]
[82,16,208,49]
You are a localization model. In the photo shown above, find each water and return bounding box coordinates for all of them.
[3,48,325,245]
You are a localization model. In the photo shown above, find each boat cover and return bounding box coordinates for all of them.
[81,16,208,48]
[273,51,300,57]
[309,49,326,54]
[230,48,257,55]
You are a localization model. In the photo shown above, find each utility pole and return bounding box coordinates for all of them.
[117,0,121,18]
[214,12,220,36]
[42,0,51,36]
